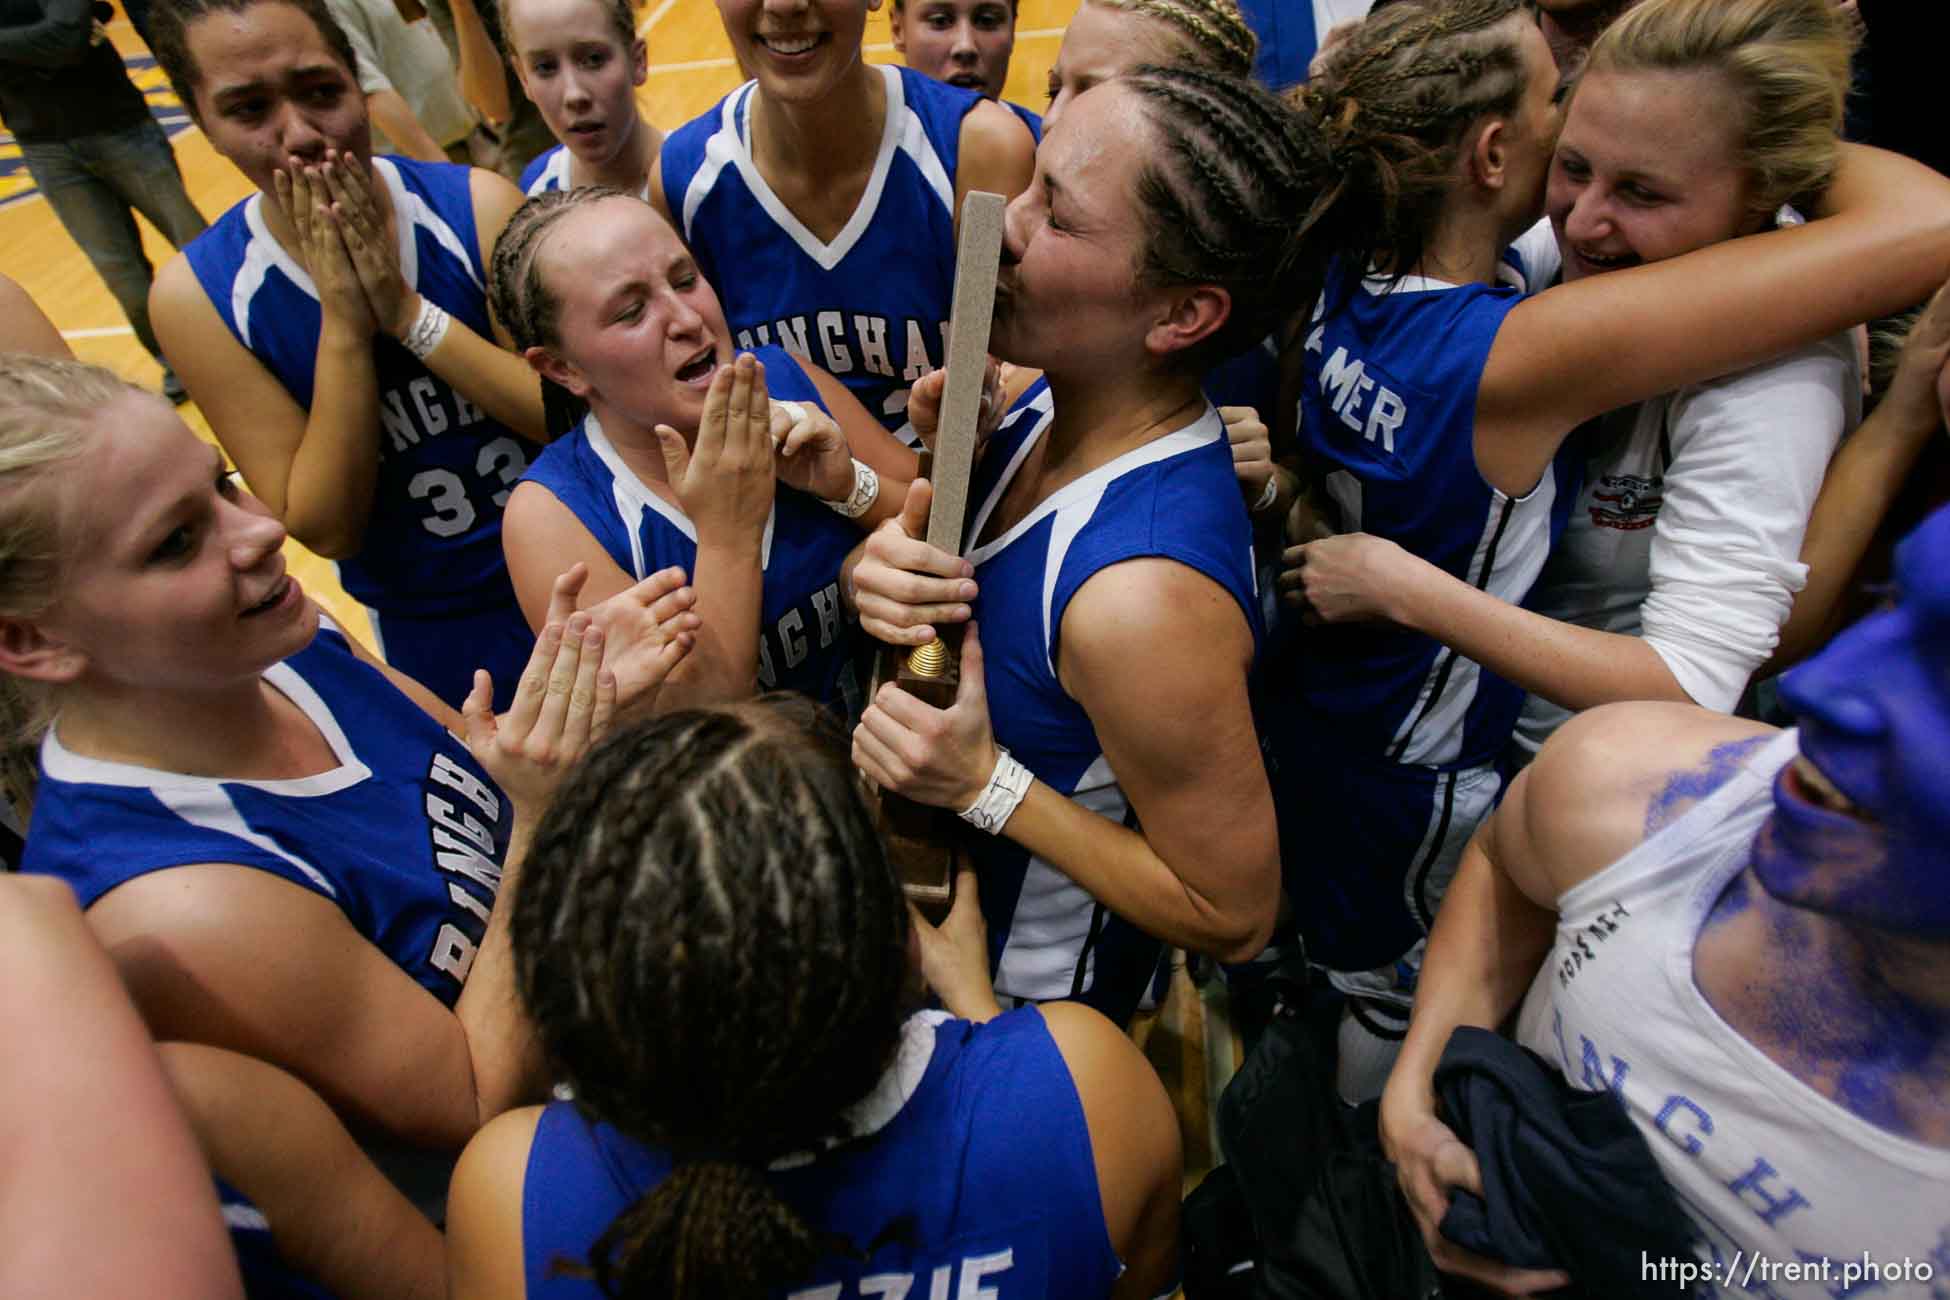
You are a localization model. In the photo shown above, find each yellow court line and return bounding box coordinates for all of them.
[637,0,679,37]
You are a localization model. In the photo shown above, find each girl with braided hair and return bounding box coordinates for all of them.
[445,695,1180,1299]
[1041,0,1256,131]
[1040,0,1299,519]
[649,0,1035,441]
[492,186,918,710]
[1260,0,1950,1100]
[847,66,1313,1022]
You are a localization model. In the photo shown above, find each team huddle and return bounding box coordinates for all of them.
[1,0,1947,1296]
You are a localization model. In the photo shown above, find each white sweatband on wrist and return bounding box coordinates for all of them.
[822,458,880,519]
[400,298,452,361]
[959,746,1033,835]
[1252,473,1280,515]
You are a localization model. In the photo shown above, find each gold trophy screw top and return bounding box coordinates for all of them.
[907,638,948,678]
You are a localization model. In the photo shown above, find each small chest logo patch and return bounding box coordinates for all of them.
[1588,473,1663,530]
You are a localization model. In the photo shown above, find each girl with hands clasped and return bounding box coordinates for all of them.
[446,696,1180,1300]
[147,0,552,710]
[492,187,916,710]
[0,353,691,1293]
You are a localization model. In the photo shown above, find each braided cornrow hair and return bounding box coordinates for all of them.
[511,695,913,1300]
[1094,0,1257,77]
[1288,0,1531,283]
[488,186,621,355]
[1118,64,1329,374]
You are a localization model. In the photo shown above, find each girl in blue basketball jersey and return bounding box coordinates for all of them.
[446,696,1181,1299]
[1261,0,1950,1099]
[1036,0,1295,515]
[849,68,1302,1024]
[504,0,664,198]
[492,187,922,710]
[649,0,1035,439]
[0,353,697,1292]
[145,0,552,711]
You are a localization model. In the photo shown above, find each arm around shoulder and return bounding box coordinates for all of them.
[1038,1001,1181,1300]
[1480,145,1950,490]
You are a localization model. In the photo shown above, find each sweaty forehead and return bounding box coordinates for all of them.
[192,2,341,77]
[541,200,678,286]
[1063,3,1181,74]
[1044,82,1148,184]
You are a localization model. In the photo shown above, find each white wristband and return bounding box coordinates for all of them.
[822,458,880,519]
[958,746,1033,835]
[400,298,452,361]
[1252,472,1280,515]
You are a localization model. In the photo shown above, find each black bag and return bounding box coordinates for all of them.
[1185,1010,1454,1300]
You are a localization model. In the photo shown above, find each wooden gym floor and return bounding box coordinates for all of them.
[0,0,1242,1189]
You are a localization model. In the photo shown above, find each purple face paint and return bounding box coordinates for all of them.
[1762,504,1950,938]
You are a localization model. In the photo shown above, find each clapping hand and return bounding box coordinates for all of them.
[460,566,614,817]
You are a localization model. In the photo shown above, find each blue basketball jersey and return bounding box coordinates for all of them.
[520,1009,1121,1299]
[520,143,572,195]
[660,65,986,438]
[1272,262,1575,775]
[517,345,862,708]
[963,381,1261,1023]
[20,617,513,1008]
[183,157,532,631]
[520,146,653,201]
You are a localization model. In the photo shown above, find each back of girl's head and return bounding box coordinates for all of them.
[1117,65,1326,372]
[149,0,359,120]
[489,186,630,355]
[511,694,912,1298]
[1288,0,1530,282]
[1088,0,1256,78]
[499,0,637,63]
[0,355,131,624]
[1584,0,1851,220]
